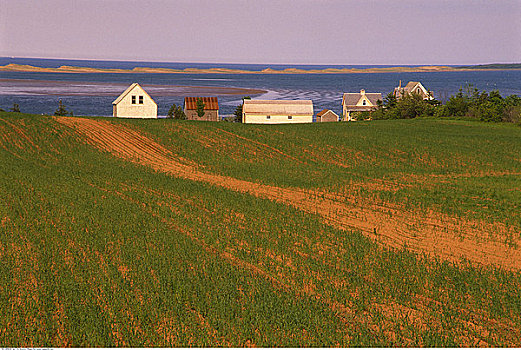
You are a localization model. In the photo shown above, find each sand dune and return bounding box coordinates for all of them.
[0,63,462,74]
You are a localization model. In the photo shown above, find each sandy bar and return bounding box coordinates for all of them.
[0,63,473,74]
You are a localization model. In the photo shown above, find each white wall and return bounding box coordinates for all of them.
[243,114,313,124]
[113,85,157,119]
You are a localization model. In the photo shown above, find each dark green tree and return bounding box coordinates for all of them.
[384,92,397,108]
[196,98,206,118]
[10,103,20,113]
[233,96,251,122]
[445,89,470,117]
[167,104,186,119]
[54,99,71,116]
[174,105,186,120]
[167,104,176,118]
[394,93,435,119]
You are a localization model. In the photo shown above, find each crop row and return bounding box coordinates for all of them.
[0,112,520,346]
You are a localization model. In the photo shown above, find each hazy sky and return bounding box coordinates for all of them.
[1,0,520,65]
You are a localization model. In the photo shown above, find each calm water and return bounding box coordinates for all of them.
[1,57,520,117]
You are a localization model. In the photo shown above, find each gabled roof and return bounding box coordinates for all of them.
[394,81,431,99]
[404,81,421,92]
[113,83,138,104]
[317,109,339,117]
[395,81,427,94]
[243,100,313,116]
[112,83,156,105]
[184,97,219,110]
[342,92,382,106]
[317,109,329,117]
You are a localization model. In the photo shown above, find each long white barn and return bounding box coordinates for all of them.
[112,83,157,119]
[242,99,313,124]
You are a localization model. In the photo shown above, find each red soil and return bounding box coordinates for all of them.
[0,118,41,151]
[55,117,521,271]
[91,173,521,346]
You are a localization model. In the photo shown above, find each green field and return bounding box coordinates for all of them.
[1,112,520,346]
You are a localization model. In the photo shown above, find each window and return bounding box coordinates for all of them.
[362,100,366,105]
[288,116,292,119]
[267,115,271,119]
[131,95,136,104]
[139,96,144,104]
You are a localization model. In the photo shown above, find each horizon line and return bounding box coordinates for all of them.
[2,56,519,67]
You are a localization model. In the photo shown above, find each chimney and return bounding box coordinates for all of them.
[360,89,365,95]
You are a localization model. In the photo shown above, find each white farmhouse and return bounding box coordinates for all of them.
[393,81,433,100]
[342,90,382,121]
[242,100,313,124]
[112,83,157,118]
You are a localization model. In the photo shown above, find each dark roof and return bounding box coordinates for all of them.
[394,81,431,99]
[404,81,420,92]
[342,92,382,106]
[184,97,219,110]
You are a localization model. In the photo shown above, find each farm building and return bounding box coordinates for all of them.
[242,99,313,124]
[393,81,433,100]
[183,97,219,121]
[316,109,339,122]
[112,83,157,119]
[342,90,383,121]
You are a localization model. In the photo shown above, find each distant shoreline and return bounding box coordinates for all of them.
[2,63,520,75]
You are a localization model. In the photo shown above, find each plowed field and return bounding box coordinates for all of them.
[2,112,521,347]
[56,116,521,271]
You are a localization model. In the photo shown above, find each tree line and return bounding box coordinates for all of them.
[366,85,521,124]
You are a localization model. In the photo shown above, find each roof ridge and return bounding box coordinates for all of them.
[112,83,139,104]
[112,83,157,106]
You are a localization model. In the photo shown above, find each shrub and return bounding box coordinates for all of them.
[167,104,186,120]
[433,105,450,118]
[370,108,386,120]
[10,103,20,113]
[233,96,251,123]
[502,106,521,124]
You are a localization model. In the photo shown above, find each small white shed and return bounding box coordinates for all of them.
[112,83,157,119]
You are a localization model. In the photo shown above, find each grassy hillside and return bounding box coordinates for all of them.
[1,112,520,346]
[115,117,521,231]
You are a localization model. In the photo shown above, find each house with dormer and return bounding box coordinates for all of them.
[342,90,382,121]
[393,81,433,100]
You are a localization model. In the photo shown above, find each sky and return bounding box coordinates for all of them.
[1,0,520,65]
